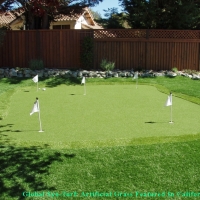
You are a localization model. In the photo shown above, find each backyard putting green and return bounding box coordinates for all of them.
[0,84,200,148]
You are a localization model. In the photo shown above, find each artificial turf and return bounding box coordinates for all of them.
[0,83,200,148]
[0,76,200,200]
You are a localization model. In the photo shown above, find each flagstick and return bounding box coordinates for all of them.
[136,78,138,89]
[169,93,173,123]
[169,105,173,123]
[37,81,38,92]
[37,100,44,132]
[84,83,86,95]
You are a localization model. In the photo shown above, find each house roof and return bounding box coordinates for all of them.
[54,7,102,29]
[54,7,85,21]
[0,8,24,26]
[0,11,16,25]
[0,7,103,29]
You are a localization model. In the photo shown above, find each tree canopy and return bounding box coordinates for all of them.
[94,7,130,29]
[0,0,104,29]
[119,0,200,29]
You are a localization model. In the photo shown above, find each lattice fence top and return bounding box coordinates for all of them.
[94,30,147,39]
[94,29,200,39]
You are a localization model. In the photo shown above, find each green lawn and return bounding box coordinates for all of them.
[0,76,200,200]
[1,84,200,148]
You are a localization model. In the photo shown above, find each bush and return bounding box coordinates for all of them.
[29,59,44,70]
[183,69,197,75]
[81,37,94,70]
[172,67,178,72]
[100,59,115,71]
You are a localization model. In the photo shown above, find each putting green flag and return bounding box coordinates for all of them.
[165,93,172,106]
[81,77,86,95]
[32,75,39,91]
[30,97,43,132]
[165,93,173,123]
[133,72,138,79]
[133,71,138,89]
[32,75,38,83]
[81,77,86,84]
[30,98,39,115]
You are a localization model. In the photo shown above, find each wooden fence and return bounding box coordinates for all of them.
[1,29,200,71]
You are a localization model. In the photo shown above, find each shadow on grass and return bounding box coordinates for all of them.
[0,124,24,134]
[1,77,31,84]
[45,77,80,88]
[0,133,76,199]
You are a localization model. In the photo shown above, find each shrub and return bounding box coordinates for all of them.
[81,37,94,69]
[172,67,178,72]
[183,69,197,75]
[100,59,115,71]
[29,59,44,70]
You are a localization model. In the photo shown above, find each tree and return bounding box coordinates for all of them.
[0,26,6,46]
[119,0,200,29]
[88,8,101,20]
[0,0,104,29]
[96,7,130,29]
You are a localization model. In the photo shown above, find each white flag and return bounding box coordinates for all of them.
[133,72,138,79]
[30,100,39,115]
[81,77,85,84]
[165,94,172,106]
[32,75,38,83]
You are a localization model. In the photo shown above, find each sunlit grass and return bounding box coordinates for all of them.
[0,76,200,200]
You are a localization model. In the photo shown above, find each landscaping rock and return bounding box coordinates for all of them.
[154,72,164,77]
[99,71,106,75]
[88,72,96,77]
[38,72,44,77]
[64,70,72,77]
[107,71,113,76]
[9,69,17,77]
[126,72,132,77]
[77,71,82,77]
[113,72,118,77]
[71,71,78,78]
[0,68,4,74]
[24,74,31,78]
[44,72,49,77]
[192,74,200,80]
[59,71,65,76]
[17,73,23,78]
[48,70,54,75]
[24,69,31,74]
[187,74,192,78]
[166,71,177,77]
[1,68,200,81]
[96,74,101,78]
[82,70,89,75]
[119,72,126,77]
[142,73,150,77]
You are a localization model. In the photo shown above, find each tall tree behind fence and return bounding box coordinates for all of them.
[1,29,200,71]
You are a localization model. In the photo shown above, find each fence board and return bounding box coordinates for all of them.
[1,29,200,71]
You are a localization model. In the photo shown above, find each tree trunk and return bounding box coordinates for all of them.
[42,12,50,29]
